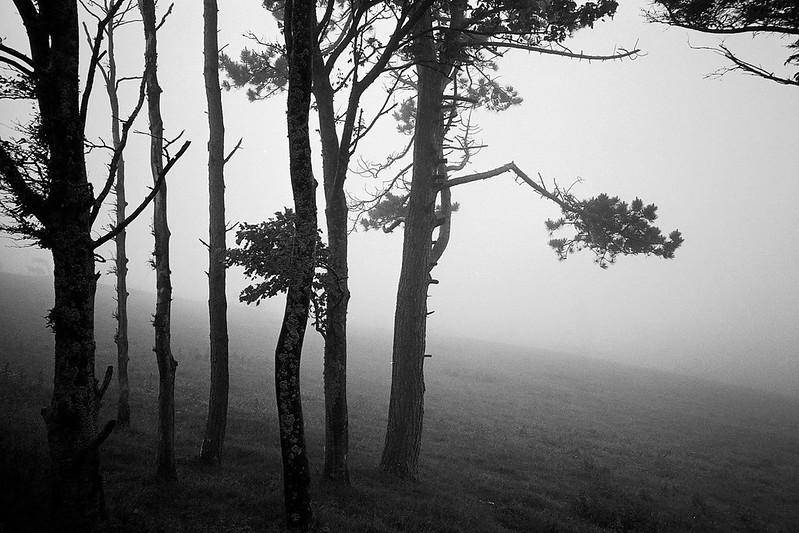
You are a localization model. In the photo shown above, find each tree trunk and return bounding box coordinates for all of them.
[37,2,111,528]
[46,238,106,530]
[379,11,447,480]
[139,0,177,481]
[312,44,351,484]
[322,187,350,483]
[278,0,315,529]
[105,16,131,430]
[200,0,230,467]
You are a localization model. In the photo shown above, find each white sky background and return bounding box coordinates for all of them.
[1,1,797,395]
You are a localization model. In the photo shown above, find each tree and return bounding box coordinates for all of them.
[373,0,682,479]
[646,0,799,86]
[199,0,233,466]
[0,0,188,527]
[220,0,432,483]
[138,0,178,481]
[275,0,316,528]
[82,0,139,430]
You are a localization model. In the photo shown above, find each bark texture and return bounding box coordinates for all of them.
[278,0,315,529]
[379,11,448,480]
[200,0,230,466]
[139,0,177,481]
[105,14,131,429]
[22,2,111,528]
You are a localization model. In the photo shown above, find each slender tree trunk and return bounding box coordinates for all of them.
[312,46,350,484]
[200,0,230,466]
[105,16,131,430]
[139,0,177,481]
[322,188,350,482]
[277,0,315,529]
[37,3,112,528]
[379,12,447,479]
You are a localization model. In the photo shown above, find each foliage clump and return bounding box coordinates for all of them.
[227,209,332,336]
[546,193,684,267]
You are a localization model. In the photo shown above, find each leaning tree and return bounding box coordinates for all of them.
[646,0,799,86]
[359,0,684,480]
[0,0,188,528]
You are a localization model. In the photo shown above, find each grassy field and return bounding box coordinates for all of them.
[1,272,798,532]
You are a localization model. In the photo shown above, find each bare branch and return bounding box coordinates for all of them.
[90,70,148,223]
[475,41,641,61]
[155,2,175,31]
[93,420,116,448]
[442,161,569,210]
[430,185,451,265]
[0,42,35,76]
[162,129,185,158]
[93,140,190,248]
[80,0,125,125]
[97,365,113,399]
[0,56,34,78]
[383,218,404,233]
[715,43,799,87]
[223,137,243,164]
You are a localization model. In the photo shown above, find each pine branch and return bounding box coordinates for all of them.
[0,141,46,223]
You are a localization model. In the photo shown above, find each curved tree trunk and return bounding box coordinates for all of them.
[200,0,230,466]
[278,0,315,529]
[139,0,177,481]
[379,11,447,480]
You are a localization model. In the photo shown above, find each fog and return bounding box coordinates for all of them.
[1,1,797,396]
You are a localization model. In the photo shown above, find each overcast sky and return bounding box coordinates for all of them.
[1,1,797,395]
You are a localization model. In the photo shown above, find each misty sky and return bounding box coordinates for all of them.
[1,1,797,395]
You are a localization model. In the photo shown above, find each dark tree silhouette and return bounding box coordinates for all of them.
[138,0,178,481]
[646,0,799,86]
[275,0,316,528]
[0,0,187,527]
[199,0,233,467]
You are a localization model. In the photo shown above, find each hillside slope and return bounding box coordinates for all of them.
[1,272,798,532]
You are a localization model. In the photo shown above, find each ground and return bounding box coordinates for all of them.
[1,273,797,532]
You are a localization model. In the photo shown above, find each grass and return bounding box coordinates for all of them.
[1,274,798,532]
